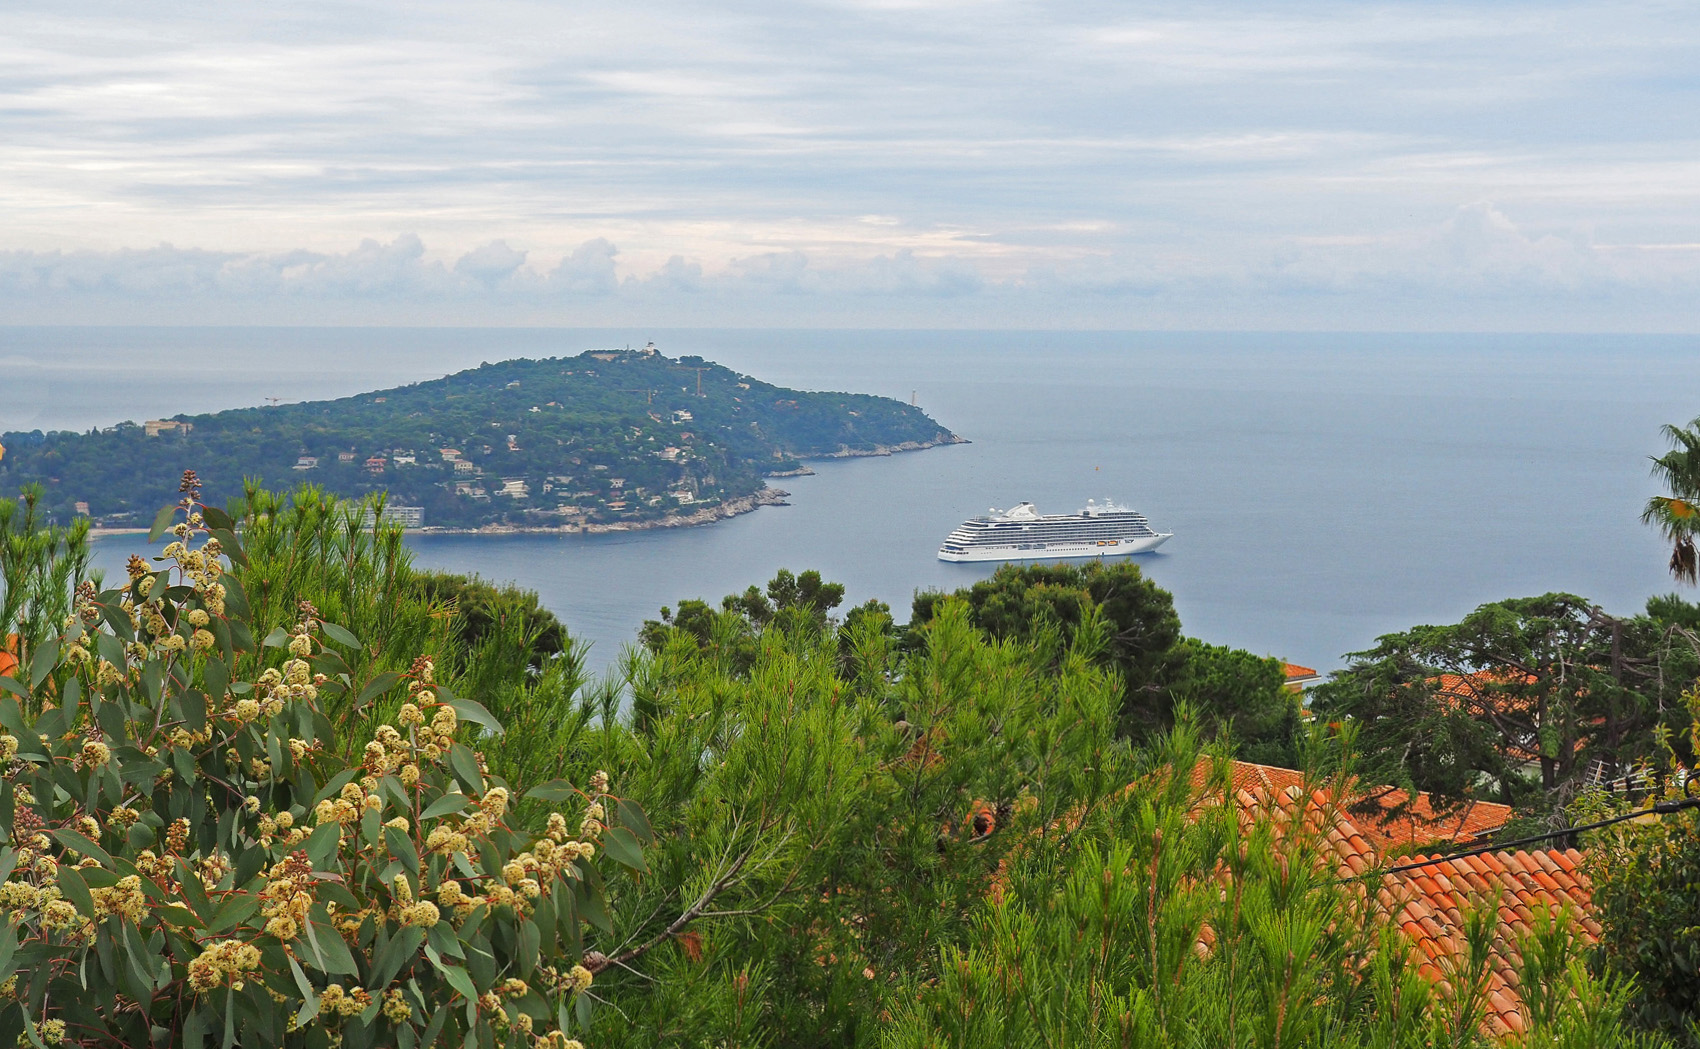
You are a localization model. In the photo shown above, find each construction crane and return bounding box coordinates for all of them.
[264,396,282,406]
[619,388,655,404]
[674,367,707,398]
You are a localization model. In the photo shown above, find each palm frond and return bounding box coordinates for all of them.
[1646,420,1700,585]
[1673,535,1699,586]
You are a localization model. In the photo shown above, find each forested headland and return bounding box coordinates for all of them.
[0,346,958,531]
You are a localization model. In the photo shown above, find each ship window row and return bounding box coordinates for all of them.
[982,520,1148,529]
[979,527,1153,537]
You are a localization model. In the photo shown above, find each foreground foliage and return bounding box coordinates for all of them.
[2,471,1696,1045]
[0,478,647,1048]
[888,739,1660,1049]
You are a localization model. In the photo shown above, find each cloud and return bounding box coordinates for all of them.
[0,3,1697,328]
[550,239,619,295]
[454,240,528,284]
[3,203,1691,331]
[1430,201,1594,287]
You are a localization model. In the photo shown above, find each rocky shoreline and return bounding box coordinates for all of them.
[809,432,969,459]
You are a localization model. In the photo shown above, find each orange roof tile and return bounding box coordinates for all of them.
[1283,662,1319,680]
[1382,848,1596,1038]
[1197,758,1594,1039]
[1197,760,1512,853]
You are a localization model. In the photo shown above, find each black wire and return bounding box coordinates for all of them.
[1368,795,1700,878]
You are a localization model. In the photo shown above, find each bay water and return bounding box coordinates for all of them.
[4,327,1695,678]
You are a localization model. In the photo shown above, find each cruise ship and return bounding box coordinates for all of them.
[937,500,1172,563]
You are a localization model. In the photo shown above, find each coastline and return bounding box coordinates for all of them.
[807,433,969,460]
[411,487,792,537]
[88,432,968,542]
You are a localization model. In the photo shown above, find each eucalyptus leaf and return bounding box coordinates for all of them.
[599,826,648,873]
[319,621,361,649]
[524,780,578,804]
[147,504,178,543]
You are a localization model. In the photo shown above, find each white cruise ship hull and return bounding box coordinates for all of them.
[938,532,1171,563]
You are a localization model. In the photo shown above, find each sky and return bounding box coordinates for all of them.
[2,1,1698,330]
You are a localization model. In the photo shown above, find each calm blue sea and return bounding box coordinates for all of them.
[4,327,1695,678]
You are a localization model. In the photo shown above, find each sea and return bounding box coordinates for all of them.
[4,327,1696,680]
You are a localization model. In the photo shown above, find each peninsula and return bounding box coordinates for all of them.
[0,346,961,531]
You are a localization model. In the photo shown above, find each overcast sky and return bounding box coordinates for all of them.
[2,1,1698,329]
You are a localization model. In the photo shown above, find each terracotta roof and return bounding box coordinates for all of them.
[1218,771,1596,1040]
[1201,760,1513,853]
[1431,671,1594,764]
[1283,662,1319,680]
[1379,848,1597,1039]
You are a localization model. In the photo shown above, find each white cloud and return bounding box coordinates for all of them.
[550,239,620,295]
[1,1,1699,328]
[454,240,528,284]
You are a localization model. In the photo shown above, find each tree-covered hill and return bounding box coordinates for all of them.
[0,347,958,528]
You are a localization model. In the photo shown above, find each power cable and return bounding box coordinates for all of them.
[1370,794,1700,878]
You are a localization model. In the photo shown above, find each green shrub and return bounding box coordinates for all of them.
[0,475,649,1048]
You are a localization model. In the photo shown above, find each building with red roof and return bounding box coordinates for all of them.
[1215,761,1596,1039]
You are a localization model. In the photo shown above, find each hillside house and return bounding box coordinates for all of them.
[1282,662,1322,692]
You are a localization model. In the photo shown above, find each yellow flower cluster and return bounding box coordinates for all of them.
[435,879,473,920]
[255,809,306,849]
[133,849,175,882]
[382,988,412,1023]
[197,851,232,890]
[187,939,263,992]
[537,964,595,997]
[0,879,48,913]
[400,900,440,928]
[259,857,315,942]
[425,825,470,858]
[316,779,378,827]
[317,984,372,1017]
[158,535,225,604]
[90,875,148,923]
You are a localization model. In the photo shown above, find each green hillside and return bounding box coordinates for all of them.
[0,347,957,528]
